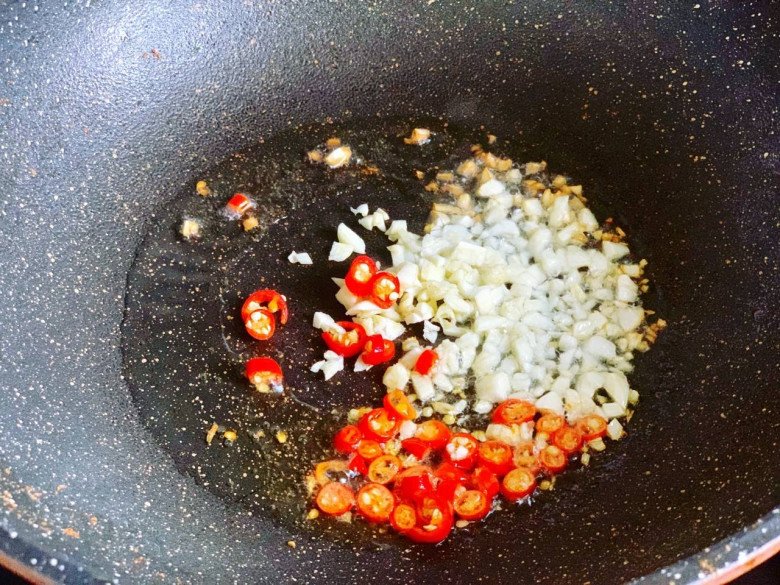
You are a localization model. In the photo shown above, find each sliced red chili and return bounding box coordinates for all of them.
[477,440,515,476]
[454,489,491,521]
[361,335,396,366]
[314,459,349,486]
[401,438,431,460]
[225,193,255,217]
[492,399,536,425]
[244,308,276,341]
[513,441,539,472]
[536,412,565,435]
[316,482,355,516]
[322,321,367,357]
[244,357,283,393]
[413,349,439,375]
[384,390,417,420]
[356,483,394,522]
[356,439,384,462]
[552,425,583,455]
[443,433,479,470]
[470,466,500,500]
[539,445,567,474]
[390,502,418,533]
[241,289,288,325]
[368,271,401,309]
[347,452,368,475]
[345,255,378,297]
[367,454,403,484]
[394,467,436,502]
[333,425,363,454]
[501,467,537,501]
[406,495,454,544]
[414,420,451,450]
[434,462,470,503]
[358,408,400,442]
[576,414,608,441]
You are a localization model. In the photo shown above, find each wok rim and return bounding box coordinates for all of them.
[1,506,778,584]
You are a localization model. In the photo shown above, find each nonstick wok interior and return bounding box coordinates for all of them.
[0,1,778,583]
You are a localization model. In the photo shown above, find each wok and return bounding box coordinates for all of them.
[1,1,778,583]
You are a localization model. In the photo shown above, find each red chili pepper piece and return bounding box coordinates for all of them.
[244,357,283,393]
[244,308,276,340]
[368,271,401,309]
[225,193,256,218]
[322,321,367,357]
[241,289,288,325]
[413,349,438,375]
[361,334,395,366]
[345,255,378,297]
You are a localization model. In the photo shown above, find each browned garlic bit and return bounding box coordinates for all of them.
[195,180,212,197]
[205,423,219,445]
[242,215,259,232]
[222,430,238,443]
[307,149,324,163]
[404,127,432,145]
[180,217,202,240]
[275,430,288,444]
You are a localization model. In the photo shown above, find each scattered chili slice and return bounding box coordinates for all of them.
[471,466,500,499]
[394,467,436,502]
[356,439,384,462]
[536,412,565,435]
[401,437,431,460]
[444,433,479,470]
[358,408,400,442]
[513,441,539,472]
[539,445,567,474]
[368,271,401,309]
[477,440,515,476]
[316,481,355,516]
[501,467,537,501]
[225,193,255,218]
[406,495,454,544]
[314,459,350,486]
[577,414,608,441]
[361,334,396,366]
[552,425,584,455]
[384,390,417,420]
[356,483,395,522]
[347,452,368,475]
[322,321,367,357]
[413,349,439,375]
[345,255,378,297]
[390,502,418,533]
[333,425,363,454]
[244,357,283,393]
[367,455,403,484]
[492,399,536,425]
[414,419,452,450]
[244,308,276,341]
[454,489,491,521]
[241,289,288,325]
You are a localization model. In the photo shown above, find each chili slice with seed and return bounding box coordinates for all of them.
[244,308,276,340]
[356,483,395,522]
[443,433,479,470]
[368,271,401,309]
[358,408,400,441]
[244,357,283,393]
[414,420,451,450]
[536,412,565,435]
[406,495,454,544]
[356,439,384,462]
[501,467,537,501]
[552,425,583,454]
[471,466,500,499]
[577,414,608,441]
[454,489,491,521]
[492,399,536,425]
[345,255,378,297]
[316,482,355,516]
[241,289,288,325]
[539,445,567,474]
[477,440,515,476]
[384,390,417,420]
[314,459,350,486]
[322,321,367,357]
[390,503,417,533]
[333,425,363,454]
[361,334,395,366]
[367,455,403,484]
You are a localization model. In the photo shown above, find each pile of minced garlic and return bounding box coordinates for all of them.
[312,145,665,440]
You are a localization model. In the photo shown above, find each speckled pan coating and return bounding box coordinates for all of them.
[0,1,778,584]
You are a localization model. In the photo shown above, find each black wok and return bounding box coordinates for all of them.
[1,1,778,583]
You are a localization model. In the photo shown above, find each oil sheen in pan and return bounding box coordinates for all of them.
[121,119,492,541]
